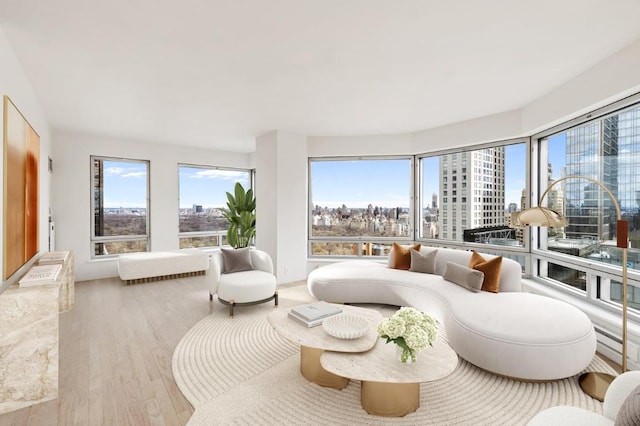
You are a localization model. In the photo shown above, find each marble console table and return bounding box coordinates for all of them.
[0,251,75,415]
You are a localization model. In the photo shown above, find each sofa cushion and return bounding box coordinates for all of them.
[221,247,254,273]
[409,248,437,274]
[443,261,483,292]
[469,251,502,293]
[389,242,421,270]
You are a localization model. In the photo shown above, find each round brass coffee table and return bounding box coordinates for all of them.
[268,304,383,389]
[321,330,458,416]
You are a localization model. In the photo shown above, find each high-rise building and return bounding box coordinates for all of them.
[439,148,505,240]
[546,163,565,238]
[564,118,619,241]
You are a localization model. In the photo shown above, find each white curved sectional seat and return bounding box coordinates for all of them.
[307,247,597,381]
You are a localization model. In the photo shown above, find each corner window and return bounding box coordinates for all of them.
[419,141,527,246]
[536,104,640,309]
[91,157,149,257]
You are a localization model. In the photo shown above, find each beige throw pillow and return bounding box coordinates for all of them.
[442,262,484,292]
[409,249,437,274]
[221,247,254,273]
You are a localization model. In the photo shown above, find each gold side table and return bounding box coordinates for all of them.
[322,328,458,417]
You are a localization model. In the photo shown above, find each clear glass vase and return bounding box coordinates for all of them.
[395,344,416,363]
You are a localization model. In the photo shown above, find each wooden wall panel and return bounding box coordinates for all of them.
[3,96,39,280]
[25,125,39,260]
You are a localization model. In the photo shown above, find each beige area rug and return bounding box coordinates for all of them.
[172,284,617,425]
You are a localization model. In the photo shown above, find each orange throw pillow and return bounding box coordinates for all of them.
[469,251,503,293]
[390,242,421,270]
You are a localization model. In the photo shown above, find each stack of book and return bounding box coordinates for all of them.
[288,301,343,327]
[38,251,70,265]
[19,264,62,288]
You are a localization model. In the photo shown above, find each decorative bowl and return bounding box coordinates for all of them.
[322,314,369,339]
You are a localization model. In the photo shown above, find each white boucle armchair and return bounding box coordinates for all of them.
[527,371,640,425]
[208,249,278,317]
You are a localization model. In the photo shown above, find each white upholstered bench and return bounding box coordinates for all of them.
[118,250,210,284]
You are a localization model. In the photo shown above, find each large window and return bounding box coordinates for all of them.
[178,165,251,248]
[92,157,149,257]
[309,157,412,256]
[536,103,640,309]
[419,141,527,248]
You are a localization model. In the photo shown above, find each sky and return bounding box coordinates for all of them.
[102,135,568,210]
[102,162,249,208]
[312,144,532,210]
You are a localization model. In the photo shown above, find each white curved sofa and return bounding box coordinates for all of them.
[307,246,597,381]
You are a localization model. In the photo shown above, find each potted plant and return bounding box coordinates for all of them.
[222,182,256,248]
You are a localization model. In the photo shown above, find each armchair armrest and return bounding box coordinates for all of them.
[603,370,640,420]
[250,249,274,275]
[208,252,223,296]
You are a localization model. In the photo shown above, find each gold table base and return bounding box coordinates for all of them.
[300,346,349,390]
[579,371,615,402]
[361,381,420,417]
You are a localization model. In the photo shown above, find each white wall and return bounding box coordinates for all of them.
[255,131,278,268]
[255,130,308,284]
[0,27,52,292]
[52,130,251,281]
[521,38,640,135]
[412,110,523,152]
[308,133,413,157]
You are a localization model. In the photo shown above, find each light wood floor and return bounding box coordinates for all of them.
[0,276,622,426]
[0,275,218,426]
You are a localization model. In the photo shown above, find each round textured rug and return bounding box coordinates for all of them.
[172,285,616,425]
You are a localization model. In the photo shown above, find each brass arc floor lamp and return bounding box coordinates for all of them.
[512,175,628,401]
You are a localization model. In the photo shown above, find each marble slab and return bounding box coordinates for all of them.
[0,284,59,414]
[321,329,458,383]
[0,250,74,415]
[268,304,383,352]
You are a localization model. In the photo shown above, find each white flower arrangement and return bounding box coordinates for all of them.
[377,307,438,363]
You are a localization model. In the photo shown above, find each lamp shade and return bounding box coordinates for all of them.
[511,207,568,228]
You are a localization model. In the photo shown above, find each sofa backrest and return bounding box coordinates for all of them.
[388,245,522,292]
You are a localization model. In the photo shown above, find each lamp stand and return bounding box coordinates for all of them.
[578,222,628,402]
[512,177,630,402]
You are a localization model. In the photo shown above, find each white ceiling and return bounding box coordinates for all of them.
[1,0,640,153]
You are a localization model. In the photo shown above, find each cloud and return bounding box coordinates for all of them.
[105,166,125,175]
[122,171,147,178]
[105,166,146,178]
[191,169,249,182]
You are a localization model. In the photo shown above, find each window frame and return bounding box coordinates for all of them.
[415,137,530,261]
[177,163,253,249]
[90,155,150,258]
[530,92,640,319]
[308,155,415,258]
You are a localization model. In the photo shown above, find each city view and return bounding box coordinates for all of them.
[93,107,640,283]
